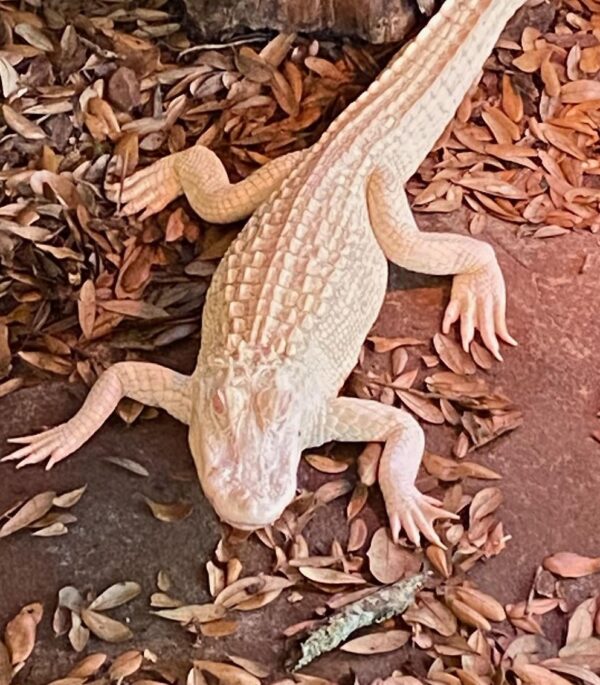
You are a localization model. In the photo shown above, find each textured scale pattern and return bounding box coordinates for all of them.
[4,0,525,547]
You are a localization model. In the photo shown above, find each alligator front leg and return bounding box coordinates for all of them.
[319,397,457,548]
[109,145,305,222]
[367,166,517,360]
[2,362,191,470]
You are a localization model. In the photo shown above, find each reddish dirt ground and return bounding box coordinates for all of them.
[1,213,600,683]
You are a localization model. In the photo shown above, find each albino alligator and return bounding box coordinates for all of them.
[4,0,522,547]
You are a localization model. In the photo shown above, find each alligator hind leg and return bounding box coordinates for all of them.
[108,145,306,223]
[367,165,517,359]
[318,397,458,548]
[2,362,192,470]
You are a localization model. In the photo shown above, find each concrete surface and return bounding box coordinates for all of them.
[1,213,599,683]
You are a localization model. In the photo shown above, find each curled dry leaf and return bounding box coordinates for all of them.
[566,598,597,645]
[32,522,68,537]
[53,485,87,509]
[304,454,348,474]
[348,518,368,552]
[80,608,133,643]
[153,604,226,624]
[104,456,149,477]
[469,487,503,524]
[143,496,193,522]
[2,104,46,140]
[558,637,600,668]
[513,663,574,685]
[227,655,270,678]
[88,581,141,611]
[404,595,457,636]
[200,619,239,637]
[543,552,600,578]
[298,567,366,586]
[67,652,107,678]
[341,629,410,654]
[108,650,143,680]
[215,575,293,608]
[68,612,90,653]
[445,595,491,632]
[452,586,506,622]
[0,491,56,538]
[193,660,261,685]
[367,527,419,584]
[4,602,43,665]
[347,482,369,520]
[433,333,477,375]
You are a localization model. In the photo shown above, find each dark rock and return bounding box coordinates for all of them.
[183,0,420,44]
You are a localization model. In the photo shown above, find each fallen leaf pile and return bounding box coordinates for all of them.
[1,0,600,684]
[408,0,600,240]
[0,0,386,397]
[52,581,141,651]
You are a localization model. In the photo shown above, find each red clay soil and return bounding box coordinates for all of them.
[1,213,600,683]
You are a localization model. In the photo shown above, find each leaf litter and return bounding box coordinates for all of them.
[0,0,599,684]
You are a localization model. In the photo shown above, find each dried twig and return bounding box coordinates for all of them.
[292,572,428,671]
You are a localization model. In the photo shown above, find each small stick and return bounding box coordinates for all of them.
[292,571,428,671]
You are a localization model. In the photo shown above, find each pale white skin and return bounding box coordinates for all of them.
[3,0,523,548]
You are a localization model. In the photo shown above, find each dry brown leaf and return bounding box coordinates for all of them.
[566,598,597,644]
[559,637,600,668]
[153,604,226,624]
[2,104,46,139]
[347,519,368,552]
[314,479,353,504]
[304,454,348,474]
[446,595,491,631]
[4,603,43,665]
[68,613,89,653]
[347,482,369,520]
[452,586,506,622]
[80,608,133,643]
[543,552,600,578]
[108,650,143,680]
[0,491,56,538]
[404,595,457,636]
[143,496,193,522]
[341,629,410,654]
[215,575,293,608]
[67,652,108,678]
[367,336,424,352]
[53,485,87,509]
[200,619,238,637]
[193,660,261,685]
[561,80,600,103]
[367,527,419,584]
[469,487,503,524]
[298,567,366,585]
[502,74,524,122]
[31,522,68,537]
[513,663,575,685]
[88,581,141,612]
[433,333,477,375]
[18,351,72,375]
[104,456,149,477]
[227,655,270,678]
[77,280,96,340]
[396,390,444,424]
